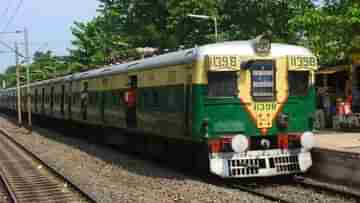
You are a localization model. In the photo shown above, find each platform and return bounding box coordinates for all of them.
[308,131,360,189]
[315,130,360,153]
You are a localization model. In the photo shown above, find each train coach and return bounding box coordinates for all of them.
[0,35,318,178]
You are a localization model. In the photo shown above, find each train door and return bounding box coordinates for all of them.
[68,81,72,119]
[126,76,137,128]
[61,85,65,116]
[41,88,45,114]
[50,86,54,115]
[100,92,105,122]
[100,81,105,123]
[81,82,88,120]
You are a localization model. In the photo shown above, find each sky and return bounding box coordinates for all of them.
[0,0,100,73]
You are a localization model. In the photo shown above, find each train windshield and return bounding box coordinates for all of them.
[250,61,275,101]
[207,71,238,97]
[288,71,309,96]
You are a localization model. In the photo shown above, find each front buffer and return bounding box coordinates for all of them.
[207,132,315,178]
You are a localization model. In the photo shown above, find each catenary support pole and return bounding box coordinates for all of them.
[24,28,31,128]
[15,42,22,125]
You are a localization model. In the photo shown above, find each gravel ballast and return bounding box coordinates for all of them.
[256,183,356,202]
[0,116,273,203]
[0,115,356,203]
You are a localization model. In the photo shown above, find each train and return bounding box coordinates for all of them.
[0,35,318,178]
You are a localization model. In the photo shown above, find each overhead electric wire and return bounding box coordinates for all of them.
[0,39,24,58]
[0,0,12,26]
[2,0,24,32]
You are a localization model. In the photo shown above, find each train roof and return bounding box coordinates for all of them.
[74,40,314,80]
[7,40,315,88]
[197,40,314,57]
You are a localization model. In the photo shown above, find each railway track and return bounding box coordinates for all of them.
[294,175,360,200]
[1,114,358,203]
[51,122,360,203]
[227,183,292,203]
[222,176,360,203]
[0,175,13,203]
[0,129,96,203]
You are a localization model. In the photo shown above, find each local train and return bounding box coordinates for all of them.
[0,36,318,178]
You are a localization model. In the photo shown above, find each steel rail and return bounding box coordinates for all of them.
[1,113,358,203]
[294,175,360,200]
[0,128,98,203]
[224,176,360,203]
[227,183,292,203]
[0,169,18,203]
[203,173,360,203]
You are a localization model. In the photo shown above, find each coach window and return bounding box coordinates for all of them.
[88,92,93,106]
[153,91,160,107]
[167,90,177,111]
[95,92,99,106]
[61,85,65,113]
[142,92,149,107]
[94,92,98,106]
[41,88,45,106]
[50,87,54,109]
[73,93,76,105]
[288,71,309,96]
[207,71,238,97]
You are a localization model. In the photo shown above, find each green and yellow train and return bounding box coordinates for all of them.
[0,36,318,178]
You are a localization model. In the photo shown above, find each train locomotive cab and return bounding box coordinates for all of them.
[196,36,318,178]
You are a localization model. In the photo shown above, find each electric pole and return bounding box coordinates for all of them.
[24,28,31,128]
[15,42,22,125]
[0,30,30,127]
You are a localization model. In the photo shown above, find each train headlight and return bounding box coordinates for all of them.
[301,131,316,151]
[231,134,249,153]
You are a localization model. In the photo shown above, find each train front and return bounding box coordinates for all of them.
[194,37,318,178]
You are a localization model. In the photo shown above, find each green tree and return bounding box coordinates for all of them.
[290,0,360,64]
[69,19,105,66]
[95,0,220,50]
[29,51,67,80]
[219,0,314,42]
